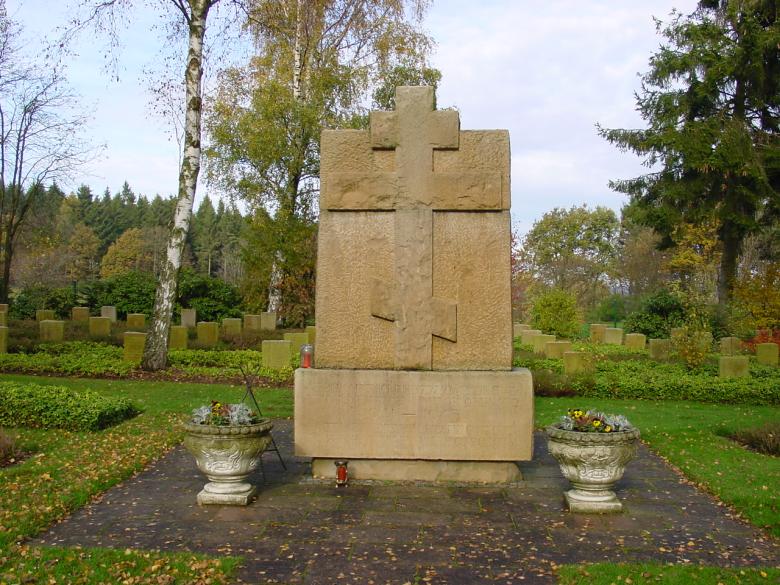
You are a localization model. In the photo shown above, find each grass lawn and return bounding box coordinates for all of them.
[0,374,777,583]
[557,562,780,584]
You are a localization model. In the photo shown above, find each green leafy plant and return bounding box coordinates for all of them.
[530,289,580,338]
[624,289,686,339]
[177,268,243,322]
[0,382,139,430]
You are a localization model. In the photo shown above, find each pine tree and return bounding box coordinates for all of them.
[598,0,780,306]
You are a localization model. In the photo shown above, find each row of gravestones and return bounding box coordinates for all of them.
[513,322,779,379]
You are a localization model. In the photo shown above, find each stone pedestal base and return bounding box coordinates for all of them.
[295,368,534,483]
[197,483,257,506]
[564,489,623,513]
[312,458,521,483]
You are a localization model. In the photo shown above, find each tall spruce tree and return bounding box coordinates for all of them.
[598,0,780,306]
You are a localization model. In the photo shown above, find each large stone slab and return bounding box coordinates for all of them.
[0,312,6,327]
[126,313,145,330]
[720,336,741,356]
[532,334,555,354]
[311,458,521,483]
[168,325,188,350]
[243,314,261,332]
[181,308,197,328]
[719,356,749,378]
[36,309,55,322]
[512,323,530,338]
[604,327,624,345]
[545,340,572,359]
[197,322,219,347]
[261,312,277,331]
[520,329,542,346]
[0,326,7,353]
[0,304,7,313]
[40,320,64,342]
[756,343,778,366]
[283,332,310,358]
[295,368,534,467]
[123,332,146,363]
[305,325,317,344]
[100,306,117,323]
[589,324,606,344]
[71,307,90,321]
[625,333,646,350]
[221,318,242,337]
[89,316,111,337]
[262,340,292,370]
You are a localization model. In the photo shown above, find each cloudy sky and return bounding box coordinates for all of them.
[9,0,699,233]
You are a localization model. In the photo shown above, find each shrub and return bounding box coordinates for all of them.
[530,289,580,338]
[624,289,686,338]
[93,271,157,319]
[177,269,243,322]
[727,421,780,456]
[0,382,139,430]
[9,285,76,320]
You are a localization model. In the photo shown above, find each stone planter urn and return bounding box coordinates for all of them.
[183,419,274,505]
[546,425,640,513]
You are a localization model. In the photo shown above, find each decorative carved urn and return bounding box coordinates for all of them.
[546,426,640,513]
[183,419,273,505]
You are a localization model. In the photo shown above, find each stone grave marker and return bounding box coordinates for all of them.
[123,332,147,363]
[625,333,646,350]
[520,329,542,346]
[0,303,7,313]
[243,314,261,332]
[100,306,117,323]
[126,314,146,329]
[720,336,741,355]
[89,316,111,337]
[262,340,292,369]
[196,322,218,347]
[168,325,188,350]
[72,307,90,321]
[305,325,316,344]
[0,326,7,353]
[670,327,685,341]
[181,308,197,328]
[649,338,671,360]
[222,318,242,337]
[563,351,593,375]
[756,343,778,366]
[589,323,607,344]
[295,86,533,482]
[40,320,64,342]
[0,312,6,327]
[36,309,55,321]
[533,334,555,354]
[545,340,572,359]
[513,323,530,338]
[719,355,749,378]
[284,332,310,357]
[604,327,624,345]
[261,311,277,331]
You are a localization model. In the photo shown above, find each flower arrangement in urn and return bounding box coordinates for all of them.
[546,408,640,513]
[183,400,273,506]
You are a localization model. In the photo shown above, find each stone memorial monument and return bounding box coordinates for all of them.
[295,86,534,482]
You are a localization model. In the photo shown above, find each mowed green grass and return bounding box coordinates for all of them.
[557,563,780,584]
[0,374,777,584]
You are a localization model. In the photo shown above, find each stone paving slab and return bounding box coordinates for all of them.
[34,422,779,584]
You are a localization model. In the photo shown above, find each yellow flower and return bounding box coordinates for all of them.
[604,425,612,433]
[592,420,601,428]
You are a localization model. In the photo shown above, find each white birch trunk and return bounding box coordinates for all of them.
[143,0,211,370]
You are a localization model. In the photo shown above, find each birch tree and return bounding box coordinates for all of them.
[64,0,243,369]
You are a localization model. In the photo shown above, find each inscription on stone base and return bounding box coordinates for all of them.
[295,368,534,464]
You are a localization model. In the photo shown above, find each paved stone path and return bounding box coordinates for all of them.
[35,422,779,584]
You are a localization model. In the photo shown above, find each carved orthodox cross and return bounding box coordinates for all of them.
[322,87,504,369]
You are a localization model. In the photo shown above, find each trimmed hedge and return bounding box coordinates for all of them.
[0,382,139,430]
[515,355,780,405]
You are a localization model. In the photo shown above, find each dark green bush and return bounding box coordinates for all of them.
[93,271,157,319]
[624,289,686,338]
[530,289,580,338]
[177,269,243,322]
[0,382,139,430]
[10,285,76,320]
